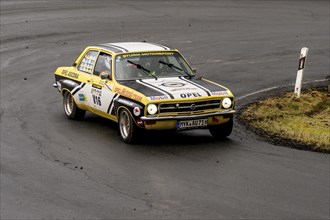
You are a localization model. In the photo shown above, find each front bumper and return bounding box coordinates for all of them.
[140,110,236,121]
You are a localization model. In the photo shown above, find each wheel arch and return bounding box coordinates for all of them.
[56,78,80,95]
[61,88,71,96]
[114,98,145,127]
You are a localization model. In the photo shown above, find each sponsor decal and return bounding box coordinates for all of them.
[78,51,98,74]
[91,88,102,97]
[148,95,168,100]
[133,107,141,116]
[116,56,122,63]
[114,87,142,102]
[180,92,202,98]
[171,87,198,92]
[161,82,185,87]
[92,84,102,89]
[91,87,102,106]
[61,70,79,79]
[62,79,76,86]
[122,52,174,59]
[211,91,229,96]
[117,98,135,107]
[78,94,86,101]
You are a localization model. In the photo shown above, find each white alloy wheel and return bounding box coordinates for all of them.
[118,109,139,143]
[119,110,131,139]
[64,92,74,116]
[62,91,86,120]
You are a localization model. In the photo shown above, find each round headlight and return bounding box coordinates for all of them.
[222,98,232,109]
[147,104,158,115]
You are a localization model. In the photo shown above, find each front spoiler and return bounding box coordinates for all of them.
[140,110,236,121]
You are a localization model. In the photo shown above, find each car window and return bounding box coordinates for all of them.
[77,50,98,74]
[94,52,112,77]
[167,55,182,69]
[115,52,194,80]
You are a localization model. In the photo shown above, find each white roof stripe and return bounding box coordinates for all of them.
[101,43,127,52]
[147,42,171,50]
[107,42,169,52]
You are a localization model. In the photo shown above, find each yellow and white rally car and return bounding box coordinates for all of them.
[53,42,236,143]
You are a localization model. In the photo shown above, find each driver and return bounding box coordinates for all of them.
[100,55,112,79]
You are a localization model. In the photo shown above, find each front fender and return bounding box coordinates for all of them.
[114,97,145,127]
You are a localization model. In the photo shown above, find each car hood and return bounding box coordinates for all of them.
[118,77,230,100]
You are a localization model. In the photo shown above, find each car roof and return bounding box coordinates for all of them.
[96,42,174,53]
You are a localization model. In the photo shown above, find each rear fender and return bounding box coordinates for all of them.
[56,78,80,94]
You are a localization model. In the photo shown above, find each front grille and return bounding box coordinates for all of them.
[159,100,221,114]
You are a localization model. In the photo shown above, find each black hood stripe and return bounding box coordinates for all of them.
[137,79,174,99]
[179,77,211,96]
[118,80,164,97]
[193,78,228,91]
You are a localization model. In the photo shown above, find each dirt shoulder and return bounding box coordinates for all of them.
[237,86,329,153]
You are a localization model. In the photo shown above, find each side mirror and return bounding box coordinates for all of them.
[101,72,112,80]
[72,62,77,67]
[192,67,197,74]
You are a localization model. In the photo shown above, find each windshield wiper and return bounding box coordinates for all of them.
[159,60,192,78]
[127,60,157,79]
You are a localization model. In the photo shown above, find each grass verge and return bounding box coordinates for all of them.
[240,87,329,153]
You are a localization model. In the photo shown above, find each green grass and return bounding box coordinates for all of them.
[241,87,329,152]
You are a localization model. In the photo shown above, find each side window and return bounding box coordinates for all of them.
[94,52,112,77]
[77,50,98,74]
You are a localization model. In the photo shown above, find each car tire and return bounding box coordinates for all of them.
[118,109,139,144]
[209,118,233,139]
[63,91,86,120]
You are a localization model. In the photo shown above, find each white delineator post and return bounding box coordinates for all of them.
[294,47,309,98]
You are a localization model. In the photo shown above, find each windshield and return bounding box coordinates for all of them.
[115,51,194,80]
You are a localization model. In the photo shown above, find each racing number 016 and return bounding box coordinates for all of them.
[92,95,101,106]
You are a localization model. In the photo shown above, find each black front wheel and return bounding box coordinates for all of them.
[209,118,233,139]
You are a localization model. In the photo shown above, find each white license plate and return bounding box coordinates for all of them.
[177,118,208,130]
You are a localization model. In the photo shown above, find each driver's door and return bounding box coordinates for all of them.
[90,52,117,117]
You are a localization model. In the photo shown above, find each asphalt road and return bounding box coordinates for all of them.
[1,0,329,219]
